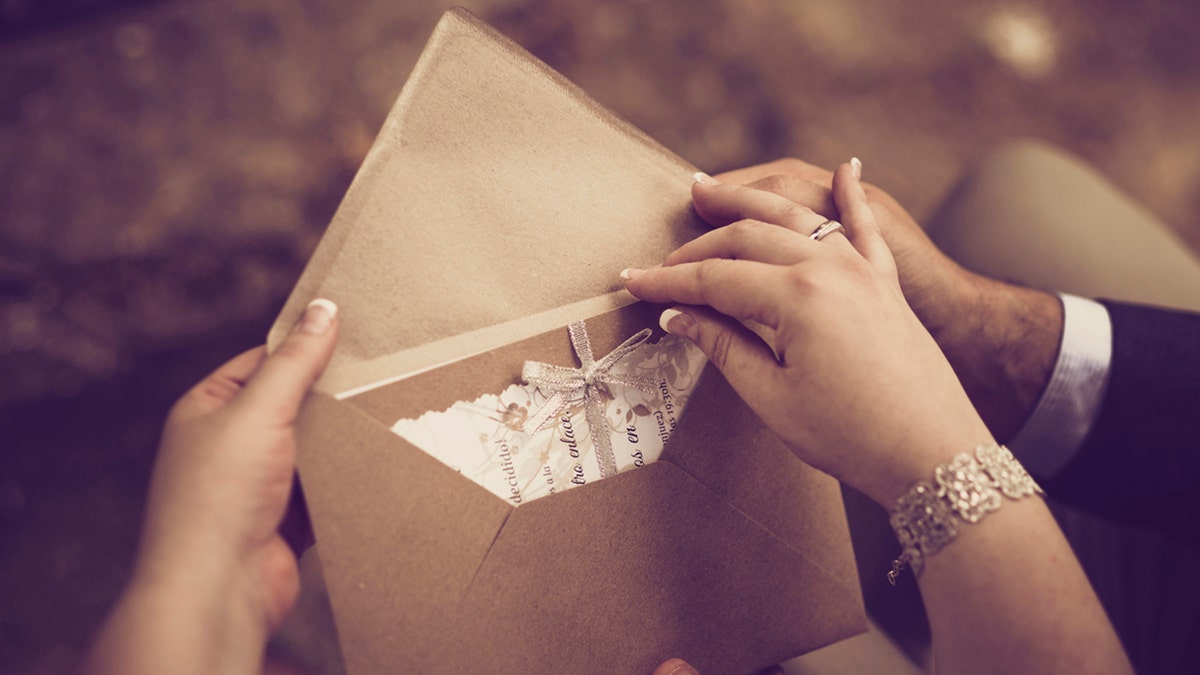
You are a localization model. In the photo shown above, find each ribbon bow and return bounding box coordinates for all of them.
[522,321,659,478]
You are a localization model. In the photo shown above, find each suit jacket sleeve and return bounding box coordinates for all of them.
[1043,300,1200,546]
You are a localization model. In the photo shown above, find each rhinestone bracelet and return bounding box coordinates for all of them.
[887,443,1044,585]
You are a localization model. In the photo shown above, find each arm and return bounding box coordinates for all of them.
[1044,301,1200,545]
[83,300,338,675]
[630,163,1130,673]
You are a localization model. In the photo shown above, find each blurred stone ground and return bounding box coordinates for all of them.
[2,0,1200,673]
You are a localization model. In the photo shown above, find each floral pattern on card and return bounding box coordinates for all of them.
[391,334,707,505]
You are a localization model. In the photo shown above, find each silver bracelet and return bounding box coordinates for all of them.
[887,443,1044,585]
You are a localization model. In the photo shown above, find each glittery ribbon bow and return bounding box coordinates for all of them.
[522,321,659,478]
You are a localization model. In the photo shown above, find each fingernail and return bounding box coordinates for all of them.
[850,156,862,179]
[299,298,337,335]
[659,308,695,337]
[620,267,646,281]
[692,171,718,186]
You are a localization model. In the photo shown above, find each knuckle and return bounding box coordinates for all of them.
[694,258,735,304]
[694,258,727,287]
[271,338,310,364]
[194,377,240,404]
[784,264,817,293]
[777,158,808,174]
[705,326,735,371]
[776,201,814,228]
[755,174,797,196]
[727,218,763,240]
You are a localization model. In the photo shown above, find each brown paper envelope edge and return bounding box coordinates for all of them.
[266,7,705,395]
[304,304,864,672]
[450,461,866,674]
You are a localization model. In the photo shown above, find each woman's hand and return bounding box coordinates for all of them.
[703,158,1062,443]
[624,162,992,505]
[632,162,1131,674]
[84,299,338,675]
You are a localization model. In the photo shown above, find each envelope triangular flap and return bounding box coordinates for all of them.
[295,392,513,669]
[448,461,864,673]
[267,7,706,395]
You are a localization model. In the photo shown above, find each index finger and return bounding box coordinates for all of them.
[625,259,785,329]
[694,174,836,228]
[714,157,834,186]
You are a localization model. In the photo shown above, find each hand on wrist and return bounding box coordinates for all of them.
[931,273,1062,442]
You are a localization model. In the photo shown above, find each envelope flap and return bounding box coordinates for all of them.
[446,460,866,673]
[268,7,705,395]
[294,392,512,670]
[662,367,864,593]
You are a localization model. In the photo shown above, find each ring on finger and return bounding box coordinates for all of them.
[809,219,845,241]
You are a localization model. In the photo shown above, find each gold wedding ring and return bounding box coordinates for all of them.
[809,219,845,241]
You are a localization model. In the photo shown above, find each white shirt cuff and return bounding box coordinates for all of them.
[1009,293,1113,478]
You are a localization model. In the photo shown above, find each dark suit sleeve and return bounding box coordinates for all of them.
[1042,300,1200,546]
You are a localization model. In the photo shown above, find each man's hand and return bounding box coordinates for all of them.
[84,299,338,675]
[705,158,1063,442]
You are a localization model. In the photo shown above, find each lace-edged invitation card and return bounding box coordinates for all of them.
[392,331,708,505]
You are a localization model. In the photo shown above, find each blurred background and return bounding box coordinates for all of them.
[3,0,1200,673]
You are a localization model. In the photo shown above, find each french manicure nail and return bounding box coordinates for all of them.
[300,298,338,335]
[850,156,862,179]
[692,171,719,186]
[620,267,646,281]
[659,307,695,336]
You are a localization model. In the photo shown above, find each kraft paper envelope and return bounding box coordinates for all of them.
[268,8,866,673]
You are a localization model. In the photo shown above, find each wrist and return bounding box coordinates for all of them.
[932,274,1062,443]
[856,419,997,508]
[85,563,268,675]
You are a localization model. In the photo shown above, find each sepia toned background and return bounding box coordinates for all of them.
[3,1,1199,673]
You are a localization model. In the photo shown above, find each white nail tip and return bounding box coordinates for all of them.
[659,308,683,333]
[307,298,338,319]
[692,172,716,185]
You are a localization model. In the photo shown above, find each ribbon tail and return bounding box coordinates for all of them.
[568,321,596,370]
[600,373,661,396]
[524,391,569,434]
[592,328,654,373]
[586,396,618,479]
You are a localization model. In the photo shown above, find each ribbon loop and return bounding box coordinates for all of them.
[522,321,658,478]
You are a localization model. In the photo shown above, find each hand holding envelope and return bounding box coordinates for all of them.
[83,300,340,675]
[624,167,996,507]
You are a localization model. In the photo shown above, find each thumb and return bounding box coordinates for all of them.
[238,298,339,426]
[659,305,780,406]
